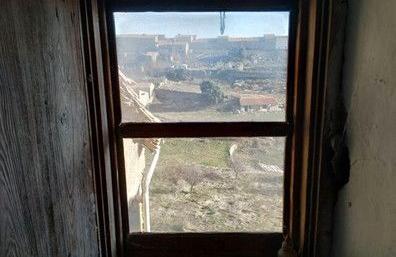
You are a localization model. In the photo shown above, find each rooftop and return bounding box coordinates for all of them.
[238,95,277,106]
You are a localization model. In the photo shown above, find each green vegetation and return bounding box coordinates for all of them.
[158,138,231,168]
[200,81,225,104]
[236,138,285,168]
[149,137,285,232]
[166,68,191,81]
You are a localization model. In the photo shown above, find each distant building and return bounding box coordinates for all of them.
[144,52,159,63]
[158,42,189,62]
[133,82,155,106]
[276,36,289,50]
[116,34,159,54]
[118,70,161,232]
[238,95,277,111]
[174,34,197,43]
[116,33,286,69]
[190,34,277,51]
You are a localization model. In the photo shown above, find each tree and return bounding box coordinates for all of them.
[166,68,190,81]
[181,165,204,193]
[200,81,225,104]
[228,47,246,60]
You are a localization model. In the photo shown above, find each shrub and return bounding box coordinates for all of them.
[181,165,204,193]
[199,81,225,104]
[166,68,191,81]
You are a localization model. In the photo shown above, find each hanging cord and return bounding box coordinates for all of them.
[220,12,226,35]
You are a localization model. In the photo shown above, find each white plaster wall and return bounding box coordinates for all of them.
[124,139,146,200]
[332,0,396,256]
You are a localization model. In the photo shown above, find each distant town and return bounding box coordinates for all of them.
[117,33,288,122]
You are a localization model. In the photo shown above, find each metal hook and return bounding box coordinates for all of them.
[220,12,226,35]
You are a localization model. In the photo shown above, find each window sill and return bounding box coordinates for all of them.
[125,232,282,257]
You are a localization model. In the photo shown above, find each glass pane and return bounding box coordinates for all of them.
[115,12,289,122]
[123,137,285,232]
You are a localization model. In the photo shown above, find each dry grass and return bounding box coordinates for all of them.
[148,138,284,232]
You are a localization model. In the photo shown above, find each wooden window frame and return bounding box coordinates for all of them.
[81,0,332,257]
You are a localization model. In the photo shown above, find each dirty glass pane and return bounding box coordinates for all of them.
[123,137,285,233]
[115,12,289,122]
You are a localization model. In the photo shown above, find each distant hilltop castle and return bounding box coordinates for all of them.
[117,33,287,57]
[116,33,288,70]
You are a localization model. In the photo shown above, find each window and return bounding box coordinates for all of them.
[111,6,293,253]
[97,0,328,256]
[115,12,288,123]
[114,11,290,234]
[124,137,285,233]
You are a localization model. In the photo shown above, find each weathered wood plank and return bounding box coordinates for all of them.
[0,1,100,257]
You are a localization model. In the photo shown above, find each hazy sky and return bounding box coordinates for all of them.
[115,12,289,38]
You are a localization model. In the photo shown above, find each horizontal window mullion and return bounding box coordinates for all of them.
[118,122,290,138]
